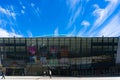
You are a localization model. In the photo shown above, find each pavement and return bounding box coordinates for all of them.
[0,76,120,80]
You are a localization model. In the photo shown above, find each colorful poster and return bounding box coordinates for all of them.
[39,46,48,56]
[49,46,58,58]
[29,56,37,63]
[48,59,58,66]
[28,46,36,55]
[40,57,47,64]
[60,46,68,57]
[59,58,69,64]
[27,46,37,63]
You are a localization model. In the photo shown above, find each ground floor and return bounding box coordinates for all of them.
[1,76,120,80]
[1,65,120,76]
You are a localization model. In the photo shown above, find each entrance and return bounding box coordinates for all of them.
[6,68,24,76]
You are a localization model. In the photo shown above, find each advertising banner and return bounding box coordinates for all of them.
[40,57,47,64]
[29,56,37,63]
[39,46,48,56]
[60,46,68,57]
[28,46,37,63]
[48,59,58,66]
[49,46,58,58]
[59,58,69,64]
[28,46,36,55]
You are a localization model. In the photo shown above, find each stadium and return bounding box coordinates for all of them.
[0,37,120,76]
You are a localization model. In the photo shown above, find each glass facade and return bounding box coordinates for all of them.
[0,37,120,76]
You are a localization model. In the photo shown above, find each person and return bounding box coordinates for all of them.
[49,70,52,79]
[43,71,46,76]
[22,72,25,76]
[1,71,5,79]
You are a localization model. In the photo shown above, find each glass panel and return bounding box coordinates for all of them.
[92,38,97,42]
[82,38,87,55]
[0,38,3,43]
[48,38,54,46]
[9,47,14,52]
[54,38,59,46]
[4,38,9,43]
[98,37,102,42]
[70,38,76,51]
[60,38,64,46]
[15,38,20,43]
[114,46,117,51]
[109,38,113,43]
[31,38,36,46]
[76,38,81,48]
[114,37,118,43]
[5,46,9,52]
[42,38,47,46]
[16,46,25,52]
[64,38,69,46]
[21,38,25,43]
[26,38,31,46]
[9,38,14,43]
[103,38,108,42]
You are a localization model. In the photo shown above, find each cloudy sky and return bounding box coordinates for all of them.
[0,0,120,37]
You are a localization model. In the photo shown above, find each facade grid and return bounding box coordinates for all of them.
[0,37,120,76]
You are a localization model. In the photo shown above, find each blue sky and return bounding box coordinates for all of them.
[0,0,120,37]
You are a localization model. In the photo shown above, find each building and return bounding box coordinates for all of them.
[0,37,120,76]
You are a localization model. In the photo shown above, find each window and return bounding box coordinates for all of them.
[15,38,20,43]
[16,46,25,52]
[21,38,25,43]
[9,47,14,52]
[0,38,3,43]
[4,38,9,43]
[54,38,59,46]
[9,38,14,43]
[60,38,64,46]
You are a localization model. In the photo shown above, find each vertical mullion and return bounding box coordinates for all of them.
[36,38,38,61]
[14,37,16,59]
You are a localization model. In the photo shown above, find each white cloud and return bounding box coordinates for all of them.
[54,28,59,37]
[21,10,25,14]
[0,28,23,37]
[0,20,7,28]
[67,6,81,28]
[90,0,120,33]
[0,19,23,37]
[77,26,88,37]
[30,2,41,17]
[0,7,9,15]
[81,20,90,27]
[22,6,26,9]
[67,0,89,28]
[66,0,81,28]
[19,1,26,10]
[75,20,90,37]
[92,4,106,26]
[0,6,23,37]
[67,26,76,37]
[93,4,99,9]
[27,31,33,37]
[0,6,16,20]
[98,12,120,37]
[34,7,41,17]
[66,0,80,11]
[31,3,35,7]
